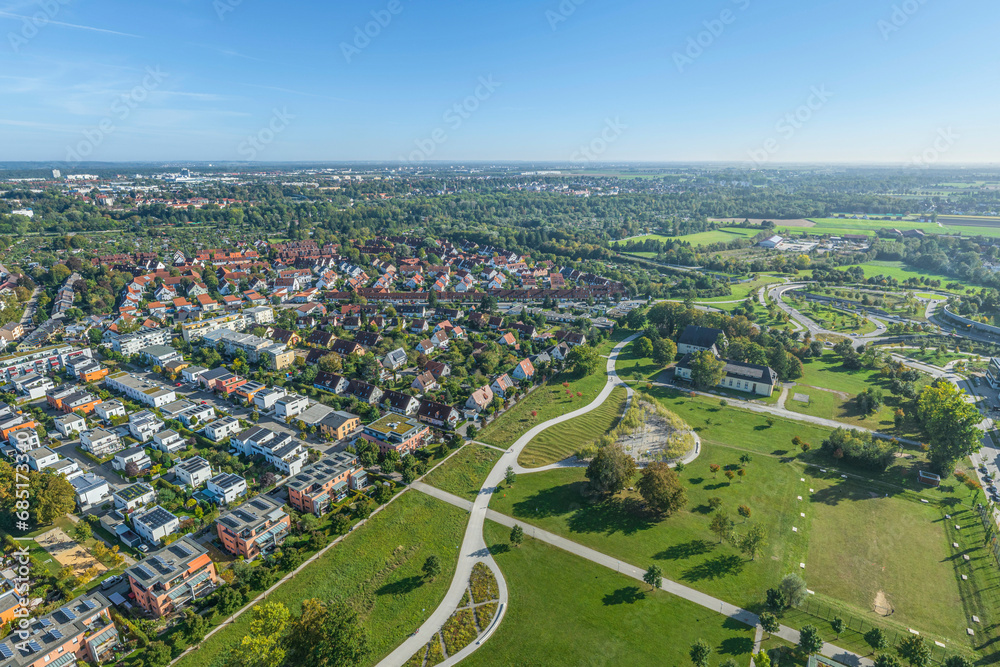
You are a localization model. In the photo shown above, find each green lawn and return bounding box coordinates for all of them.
[519,386,627,468]
[695,276,784,304]
[891,348,982,368]
[463,521,757,667]
[488,443,806,608]
[177,492,469,667]
[423,444,502,499]
[478,369,609,448]
[614,227,760,248]
[804,472,973,647]
[832,262,976,294]
[794,302,878,335]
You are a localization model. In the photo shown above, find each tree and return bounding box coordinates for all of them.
[738,524,767,561]
[30,472,75,525]
[707,497,723,511]
[585,444,636,496]
[874,655,902,667]
[636,462,687,515]
[689,638,712,667]
[709,512,734,544]
[831,616,844,639]
[917,381,983,474]
[636,337,654,358]
[765,587,787,611]
[724,470,735,483]
[737,504,751,521]
[504,465,516,486]
[688,350,726,389]
[285,600,370,667]
[856,387,884,416]
[652,337,677,366]
[422,555,442,581]
[709,463,720,478]
[145,641,172,667]
[779,573,808,608]
[225,601,289,667]
[759,611,779,639]
[510,524,524,547]
[643,564,662,591]
[739,453,752,466]
[567,345,601,375]
[798,624,823,657]
[943,656,973,667]
[865,627,888,653]
[125,461,140,478]
[185,608,209,643]
[896,635,931,667]
[73,521,92,542]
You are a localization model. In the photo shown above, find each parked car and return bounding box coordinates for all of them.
[101,575,122,590]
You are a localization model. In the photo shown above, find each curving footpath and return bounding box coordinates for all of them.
[377,333,643,667]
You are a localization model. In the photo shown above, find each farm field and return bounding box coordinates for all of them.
[615,227,761,248]
[463,521,757,667]
[176,492,469,667]
[776,216,1000,239]
[519,386,627,468]
[423,444,502,499]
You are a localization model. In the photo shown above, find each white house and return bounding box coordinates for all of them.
[113,482,156,512]
[152,429,186,454]
[80,428,122,457]
[204,416,242,442]
[181,365,208,383]
[128,411,164,443]
[113,446,152,474]
[382,348,408,371]
[254,387,287,411]
[132,505,180,545]
[54,413,87,438]
[206,473,247,505]
[26,446,59,471]
[70,473,110,509]
[94,399,127,423]
[174,456,212,488]
[275,395,310,420]
[178,403,215,428]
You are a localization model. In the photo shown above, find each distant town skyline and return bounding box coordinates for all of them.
[0,0,996,165]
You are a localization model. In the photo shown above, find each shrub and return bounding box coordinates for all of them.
[820,428,895,472]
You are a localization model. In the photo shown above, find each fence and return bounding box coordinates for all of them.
[976,503,1000,567]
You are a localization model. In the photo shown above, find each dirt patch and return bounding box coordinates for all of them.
[873,590,894,617]
[36,528,107,579]
[617,399,694,465]
[709,217,815,227]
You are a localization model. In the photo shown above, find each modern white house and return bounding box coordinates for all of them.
[132,505,180,545]
[204,416,242,442]
[55,413,87,438]
[95,399,127,423]
[174,456,212,488]
[113,446,152,474]
[26,446,59,471]
[113,482,156,512]
[181,365,208,383]
[275,395,310,420]
[152,429,186,454]
[253,387,287,411]
[128,411,164,443]
[80,428,122,457]
[206,473,247,505]
[70,473,110,509]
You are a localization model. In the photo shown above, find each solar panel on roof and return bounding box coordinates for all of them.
[0,643,12,659]
[49,628,63,640]
[27,640,42,653]
[59,606,76,620]
[38,618,52,627]
[83,599,97,610]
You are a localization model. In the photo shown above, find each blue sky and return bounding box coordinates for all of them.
[0,0,997,164]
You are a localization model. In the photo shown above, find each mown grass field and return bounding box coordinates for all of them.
[797,302,878,335]
[518,386,627,468]
[832,261,976,294]
[614,227,761,248]
[423,444,502,499]
[486,386,991,650]
[478,369,609,449]
[779,217,1000,239]
[693,276,784,304]
[177,492,469,667]
[464,521,757,667]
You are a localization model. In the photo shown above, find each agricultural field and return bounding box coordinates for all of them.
[177,492,469,667]
[615,227,761,249]
[519,386,628,468]
[782,217,1000,239]
[464,521,757,667]
[423,444,503,499]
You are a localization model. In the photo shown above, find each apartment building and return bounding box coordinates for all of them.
[125,536,218,617]
[113,328,172,355]
[132,505,179,545]
[80,428,122,457]
[205,473,247,505]
[0,592,119,666]
[0,345,92,383]
[359,414,429,455]
[215,495,289,559]
[231,425,308,476]
[286,452,366,516]
[105,372,177,408]
[179,313,248,343]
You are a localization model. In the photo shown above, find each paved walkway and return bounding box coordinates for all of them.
[418,484,870,667]
[378,333,642,667]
